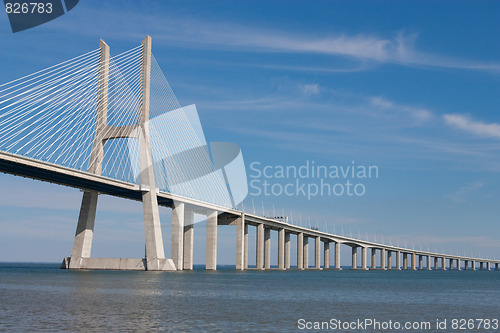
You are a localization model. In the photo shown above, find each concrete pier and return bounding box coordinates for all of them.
[183,209,194,270]
[206,210,217,270]
[315,236,321,269]
[278,229,285,270]
[256,224,264,269]
[396,250,401,270]
[361,247,367,270]
[380,248,386,270]
[387,250,392,270]
[427,255,431,270]
[371,248,376,269]
[69,191,99,269]
[411,253,416,270]
[403,253,408,270]
[303,237,309,269]
[434,257,438,270]
[264,228,271,269]
[244,223,249,269]
[334,242,341,270]
[171,203,185,270]
[351,247,357,269]
[324,242,330,269]
[284,231,291,269]
[297,233,303,270]
[419,255,423,270]
[235,215,245,270]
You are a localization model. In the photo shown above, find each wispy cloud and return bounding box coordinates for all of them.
[443,114,500,139]
[50,5,500,73]
[370,96,434,122]
[447,181,485,202]
[153,25,500,71]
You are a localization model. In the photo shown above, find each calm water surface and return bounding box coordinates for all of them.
[0,263,499,332]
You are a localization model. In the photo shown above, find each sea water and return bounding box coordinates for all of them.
[0,263,499,332]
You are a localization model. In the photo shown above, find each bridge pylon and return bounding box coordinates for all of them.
[63,36,175,271]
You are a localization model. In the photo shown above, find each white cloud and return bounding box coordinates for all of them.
[370,97,433,122]
[157,26,500,71]
[443,114,500,139]
[447,181,484,202]
[300,84,320,96]
[49,6,500,72]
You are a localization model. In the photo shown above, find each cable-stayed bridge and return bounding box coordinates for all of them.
[0,37,498,271]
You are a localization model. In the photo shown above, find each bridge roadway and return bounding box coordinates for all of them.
[1,151,499,271]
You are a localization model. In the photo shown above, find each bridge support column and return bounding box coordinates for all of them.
[236,214,245,270]
[69,191,99,269]
[442,257,446,270]
[457,259,461,271]
[244,223,248,269]
[351,247,357,269]
[264,228,271,269]
[380,248,386,270]
[139,36,168,271]
[183,209,194,270]
[427,255,431,270]
[434,257,438,270]
[284,232,291,269]
[334,242,341,270]
[303,236,309,269]
[419,255,423,270]
[315,236,321,269]
[396,251,401,270]
[387,250,392,270]
[371,248,376,269]
[324,242,330,269]
[495,263,498,270]
[171,203,185,270]
[206,210,217,270]
[297,233,304,270]
[278,228,285,270]
[480,262,484,270]
[471,260,475,271]
[361,247,367,270]
[256,224,264,269]
[449,258,453,270]
[464,260,468,271]
[68,40,110,270]
[411,253,416,270]
[403,253,408,270]
[486,262,491,271]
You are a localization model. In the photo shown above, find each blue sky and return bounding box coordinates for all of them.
[0,1,499,264]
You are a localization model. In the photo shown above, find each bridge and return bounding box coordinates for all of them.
[0,37,498,272]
